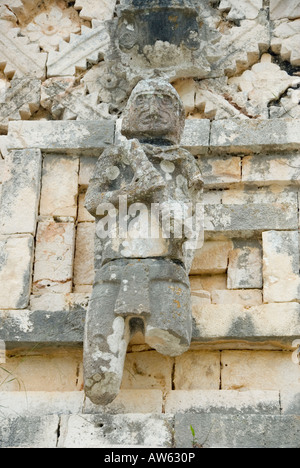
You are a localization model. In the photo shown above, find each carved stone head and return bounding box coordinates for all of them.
[121,79,186,145]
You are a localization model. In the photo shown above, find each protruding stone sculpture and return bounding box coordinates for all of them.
[84,78,203,405]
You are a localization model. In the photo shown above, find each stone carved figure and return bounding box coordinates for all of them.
[84,79,203,405]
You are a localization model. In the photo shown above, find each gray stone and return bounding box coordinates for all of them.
[0,149,42,235]
[227,240,262,290]
[58,414,174,448]
[281,391,300,414]
[7,120,115,156]
[175,413,300,448]
[0,415,59,448]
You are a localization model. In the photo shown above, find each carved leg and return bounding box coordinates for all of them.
[144,259,192,357]
[84,268,130,406]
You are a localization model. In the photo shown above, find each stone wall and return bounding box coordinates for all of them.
[0,0,300,448]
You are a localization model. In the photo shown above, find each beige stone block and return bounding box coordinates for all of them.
[221,350,300,391]
[73,285,93,294]
[190,241,233,275]
[211,290,262,306]
[227,241,262,289]
[0,234,34,309]
[0,350,83,392]
[174,351,221,390]
[39,155,79,218]
[196,274,227,293]
[242,154,300,185]
[263,231,300,303]
[84,389,163,414]
[79,157,96,187]
[270,0,300,20]
[173,78,196,114]
[74,223,95,286]
[189,276,204,291]
[191,290,211,305]
[33,220,75,294]
[199,155,241,187]
[78,192,95,222]
[121,351,173,392]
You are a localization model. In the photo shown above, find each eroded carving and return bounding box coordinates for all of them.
[84,79,203,405]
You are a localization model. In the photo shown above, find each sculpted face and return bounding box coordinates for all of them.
[122,79,185,145]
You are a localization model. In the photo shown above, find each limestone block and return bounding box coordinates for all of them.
[174,351,221,390]
[222,186,297,205]
[75,0,117,21]
[84,389,163,414]
[0,234,33,309]
[0,349,83,392]
[270,0,300,20]
[221,350,300,391]
[173,78,197,114]
[0,392,84,417]
[210,119,300,154]
[0,78,41,133]
[227,240,262,289]
[165,389,280,414]
[0,416,59,448]
[78,192,95,222]
[280,391,300,414]
[271,19,300,66]
[191,290,211,306]
[263,230,300,303]
[204,202,298,235]
[0,136,8,158]
[193,274,227,293]
[192,302,300,346]
[180,119,210,155]
[212,290,262,306]
[58,414,174,448]
[190,240,233,275]
[74,222,95,286]
[175,413,300,448]
[7,120,115,154]
[79,156,96,187]
[0,149,41,235]
[33,220,75,294]
[47,21,110,77]
[121,351,173,392]
[199,155,241,187]
[39,155,79,219]
[218,0,263,20]
[242,153,300,185]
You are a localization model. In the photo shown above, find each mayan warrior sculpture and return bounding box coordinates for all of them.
[84,78,203,405]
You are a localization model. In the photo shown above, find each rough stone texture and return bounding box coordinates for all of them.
[174,351,221,390]
[262,231,300,303]
[270,0,300,20]
[77,192,95,222]
[58,414,174,448]
[0,149,42,235]
[175,413,300,448]
[198,155,241,187]
[39,155,79,219]
[242,153,300,185]
[84,389,163,414]
[75,0,117,21]
[73,222,95,286]
[227,240,262,289]
[211,289,262,306]
[33,220,75,294]
[165,389,280,414]
[0,415,59,448]
[0,234,34,309]
[190,240,233,275]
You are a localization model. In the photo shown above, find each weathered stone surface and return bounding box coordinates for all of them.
[211,289,262,306]
[210,119,300,154]
[0,149,41,235]
[175,413,300,448]
[221,350,300,392]
[58,414,174,448]
[181,119,210,155]
[263,231,300,303]
[242,153,300,185]
[7,120,115,155]
[0,416,59,448]
[218,0,263,20]
[199,155,241,187]
[78,192,95,222]
[47,20,110,77]
[281,391,300,414]
[271,19,300,67]
[39,155,79,219]
[165,389,280,414]
[270,0,300,20]
[192,303,300,347]
[0,234,33,309]
[204,201,298,236]
[79,156,96,187]
[190,240,233,275]
[33,220,75,294]
[75,0,117,21]
[74,222,95,286]
[193,274,227,293]
[227,240,262,289]
[174,351,221,390]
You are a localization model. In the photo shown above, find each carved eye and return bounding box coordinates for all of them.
[159,95,174,107]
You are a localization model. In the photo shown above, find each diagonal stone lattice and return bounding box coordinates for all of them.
[47,20,111,77]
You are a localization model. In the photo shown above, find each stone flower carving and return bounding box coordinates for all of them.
[24,5,82,52]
